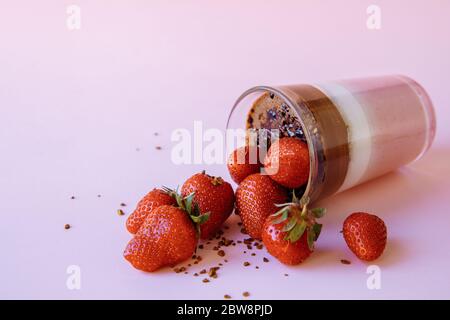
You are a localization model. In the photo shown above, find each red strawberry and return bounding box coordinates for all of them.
[264,137,310,188]
[227,146,262,184]
[181,171,235,239]
[343,212,387,261]
[262,196,325,265]
[235,173,288,239]
[126,188,176,234]
[124,195,209,272]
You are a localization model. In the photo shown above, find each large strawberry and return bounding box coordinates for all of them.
[235,173,288,239]
[124,194,208,272]
[262,195,325,265]
[264,137,310,188]
[343,212,387,261]
[126,188,177,234]
[227,145,262,184]
[181,171,235,239]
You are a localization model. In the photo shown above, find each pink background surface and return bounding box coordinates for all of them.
[1,0,450,299]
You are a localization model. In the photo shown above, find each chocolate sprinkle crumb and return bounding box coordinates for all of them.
[263,257,269,263]
[243,262,250,267]
[224,294,231,299]
[202,279,210,283]
[64,224,71,230]
[341,259,351,265]
[243,291,250,297]
[217,250,225,257]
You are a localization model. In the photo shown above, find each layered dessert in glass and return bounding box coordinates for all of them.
[227,75,436,202]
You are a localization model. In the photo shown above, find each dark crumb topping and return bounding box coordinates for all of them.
[247,93,307,143]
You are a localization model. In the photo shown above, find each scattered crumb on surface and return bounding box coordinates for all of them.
[243,262,250,267]
[64,224,71,230]
[70,196,75,200]
[155,146,162,150]
[243,291,250,297]
[224,294,231,299]
[117,209,125,216]
[263,257,269,263]
[202,278,210,283]
[341,259,351,265]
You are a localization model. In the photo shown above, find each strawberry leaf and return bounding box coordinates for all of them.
[312,223,322,241]
[307,228,315,251]
[184,193,195,214]
[292,190,299,204]
[274,202,295,208]
[282,216,297,232]
[311,208,326,219]
[300,196,310,207]
[271,208,289,225]
[191,212,209,225]
[285,220,306,243]
[270,206,289,217]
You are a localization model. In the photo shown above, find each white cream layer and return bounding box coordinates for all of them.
[313,82,372,192]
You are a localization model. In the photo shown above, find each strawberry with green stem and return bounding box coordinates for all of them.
[124,188,209,272]
[261,194,325,265]
[181,171,235,239]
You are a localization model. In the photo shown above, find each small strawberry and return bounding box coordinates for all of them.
[235,173,288,239]
[126,188,176,234]
[261,195,325,265]
[264,137,310,188]
[343,212,387,261]
[227,146,262,184]
[124,193,209,272]
[181,171,235,239]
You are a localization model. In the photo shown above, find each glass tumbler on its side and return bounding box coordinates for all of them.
[226,75,436,202]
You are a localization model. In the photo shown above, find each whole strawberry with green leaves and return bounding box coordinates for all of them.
[262,194,325,265]
[124,188,209,272]
[181,171,235,239]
